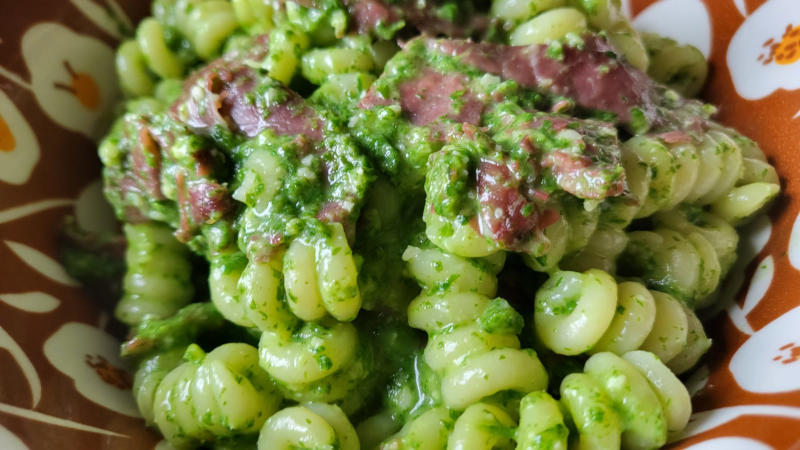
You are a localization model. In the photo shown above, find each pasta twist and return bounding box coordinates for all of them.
[653,205,739,277]
[514,351,690,449]
[115,222,194,325]
[151,343,282,448]
[207,222,370,407]
[258,403,359,450]
[117,0,241,96]
[405,247,548,410]
[603,127,779,227]
[620,226,722,306]
[384,351,689,450]
[534,269,710,374]
[381,407,455,450]
[560,224,628,274]
[642,32,708,98]
[493,0,649,71]
[133,346,186,426]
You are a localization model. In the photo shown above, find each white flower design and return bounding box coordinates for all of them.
[729,306,800,393]
[43,323,140,418]
[70,0,133,39]
[727,0,800,100]
[75,179,118,233]
[0,424,28,450]
[684,437,773,450]
[20,23,119,140]
[5,241,79,287]
[632,0,712,58]
[0,90,40,185]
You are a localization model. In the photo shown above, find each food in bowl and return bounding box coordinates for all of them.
[64,0,781,448]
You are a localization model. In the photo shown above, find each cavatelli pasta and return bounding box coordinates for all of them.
[151,343,282,448]
[257,403,359,450]
[534,269,711,373]
[115,222,194,325]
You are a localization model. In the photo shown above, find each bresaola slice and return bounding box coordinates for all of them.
[423,36,661,128]
[343,0,488,38]
[172,58,324,141]
[168,43,369,251]
[102,112,234,243]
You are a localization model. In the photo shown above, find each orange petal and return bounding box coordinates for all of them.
[0,115,15,152]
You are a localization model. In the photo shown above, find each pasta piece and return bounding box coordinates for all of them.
[258,320,358,386]
[356,411,400,450]
[583,352,667,449]
[447,403,515,450]
[403,245,505,296]
[132,346,186,426]
[640,291,689,363]
[232,0,276,34]
[209,249,251,328]
[153,343,282,448]
[311,72,376,107]
[533,269,618,355]
[381,407,455,450]
[258,403,359,450]
[116,40,156,97]
[490,0,567,23]
[115,222,194,325]
[711,182,780,224]
[409,290,548,410]
[559,351,688,449]
[608,26,650,73]
[424,206,502,258]
[136,18,184,79]
[653,206,739,276]
[622,350,692,432]
[560,373,622,449]
[516,391,569,450]
[623,136,677,218]
[301,47,375,85]
[621,228,724,306]
[642,32,708,97]
[179,0,239,60]
[533,269,709,373]
[664,302,712,374]
[266,24,311,84]
[561,224,628,273]
[568,0,649,70]
[509,8,588,46]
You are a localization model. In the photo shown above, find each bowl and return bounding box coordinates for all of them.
[0,0,798,448]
